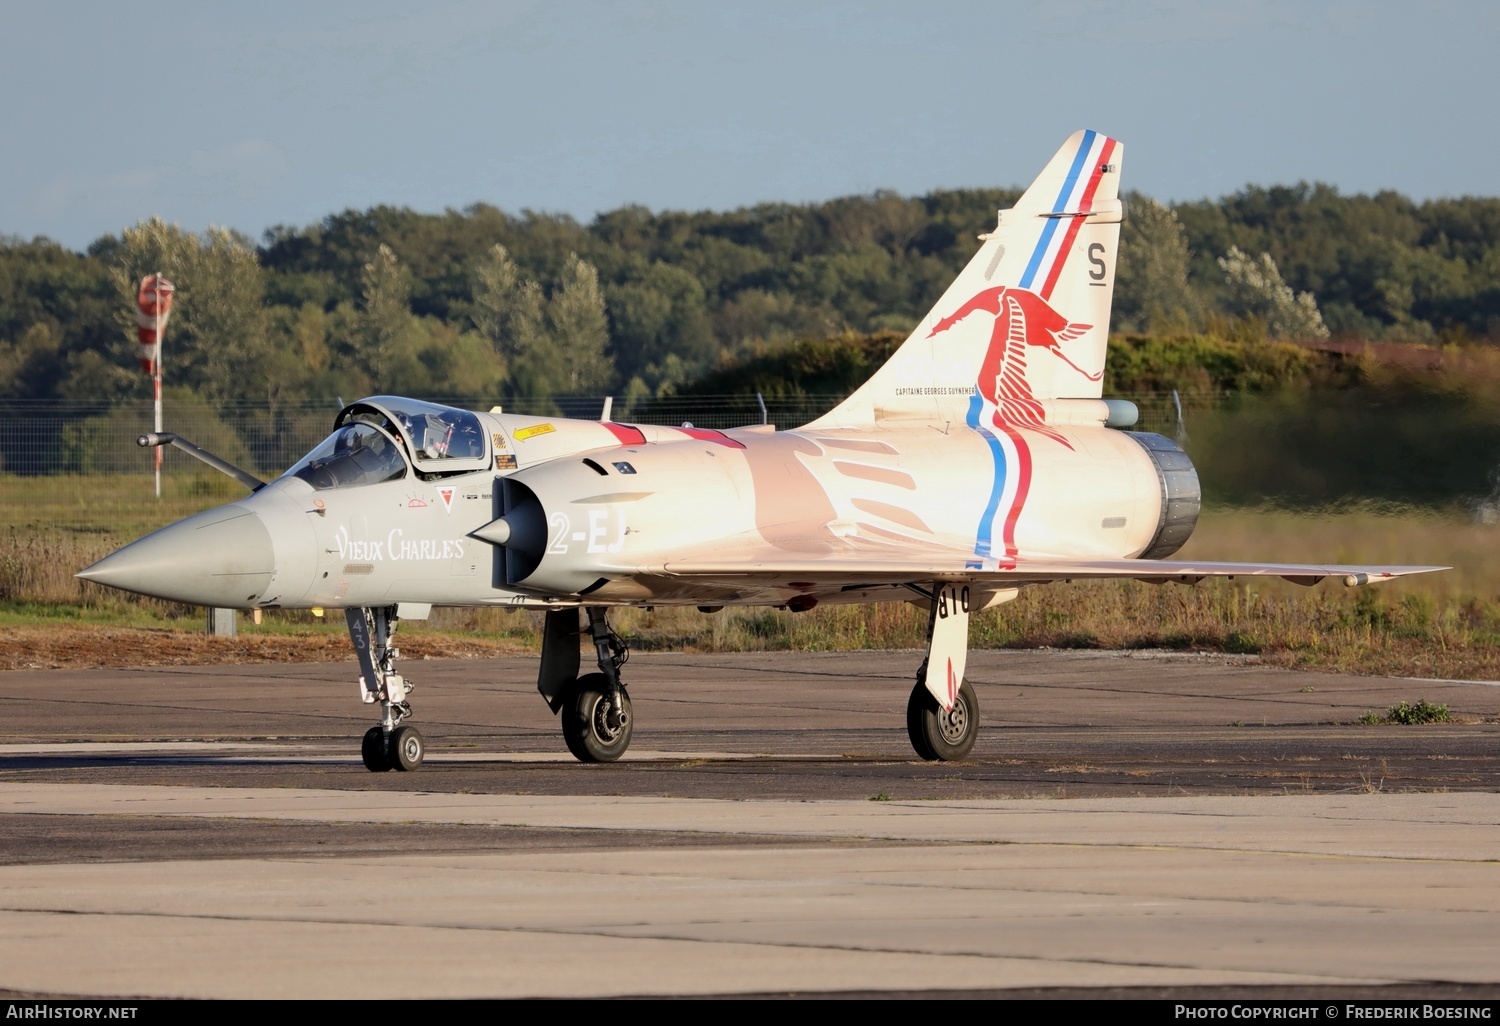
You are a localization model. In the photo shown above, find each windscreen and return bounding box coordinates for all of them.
[285,422,408,490]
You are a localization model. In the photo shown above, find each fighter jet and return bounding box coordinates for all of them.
[78,131,1444,772]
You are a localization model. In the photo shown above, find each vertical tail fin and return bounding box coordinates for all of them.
[809,130,1123,429]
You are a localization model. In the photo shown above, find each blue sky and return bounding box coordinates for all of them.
[2,0,1494,251]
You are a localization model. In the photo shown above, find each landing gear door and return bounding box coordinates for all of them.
[925,583,971,711]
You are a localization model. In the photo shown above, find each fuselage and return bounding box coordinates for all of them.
[78,396,1193,612]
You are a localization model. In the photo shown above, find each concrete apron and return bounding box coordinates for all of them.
[0,784,1497,999]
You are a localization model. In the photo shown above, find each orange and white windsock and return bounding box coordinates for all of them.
[135,274,175,374]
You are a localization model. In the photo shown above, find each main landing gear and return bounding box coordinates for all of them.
[906,582,980,761]
[346,606,424,772]
[342,589,973,770]
[538,606,633,763]
[907,672,979,761]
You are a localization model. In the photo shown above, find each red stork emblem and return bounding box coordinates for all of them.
[927,286,1097,445]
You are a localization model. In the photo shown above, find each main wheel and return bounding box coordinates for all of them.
[389,724,425,771]
[361,725,392,772]
[906,676,979,761]
[560,672,633,763]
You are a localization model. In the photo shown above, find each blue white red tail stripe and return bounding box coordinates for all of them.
[965,391,1026,566]
[1040,136,1117,300]
[1018,130,1117,299]
[1018,129,1096,291]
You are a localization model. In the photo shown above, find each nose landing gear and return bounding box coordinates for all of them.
[347,606,424,772]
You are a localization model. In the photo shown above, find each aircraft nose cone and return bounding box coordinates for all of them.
[77,505,275,607]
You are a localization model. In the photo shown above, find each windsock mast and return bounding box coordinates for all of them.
[135,273,175,499]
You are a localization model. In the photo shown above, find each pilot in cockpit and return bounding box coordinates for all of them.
[399,411,484,461]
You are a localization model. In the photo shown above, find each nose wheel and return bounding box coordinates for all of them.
[347,606,425,772]
[361,726,390,772]
[389,724,424,770]
[360,724,425,772]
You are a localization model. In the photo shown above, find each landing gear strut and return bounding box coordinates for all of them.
[905,581,979,761]
[538,606,633,763]
[347,606,423,772]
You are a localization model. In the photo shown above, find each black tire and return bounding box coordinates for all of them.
[389,724,424,771]
[905,683,938,761]
[361,725,392,772]
[560,672,633,763]
[906,676,979,761]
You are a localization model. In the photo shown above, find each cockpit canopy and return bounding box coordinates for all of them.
[287,421,407,490]
[284,397,492,491]
[339,397,490,475]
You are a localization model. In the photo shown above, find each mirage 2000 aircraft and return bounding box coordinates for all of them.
[79,130,1444,772]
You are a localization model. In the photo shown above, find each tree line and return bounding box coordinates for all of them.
[2,182,1498,407]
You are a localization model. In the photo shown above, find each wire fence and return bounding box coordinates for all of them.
[0,392,1218,517]
[0,394,828,479]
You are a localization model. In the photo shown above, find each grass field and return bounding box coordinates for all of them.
[0,472,243,537]
[1,474,1493,680]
